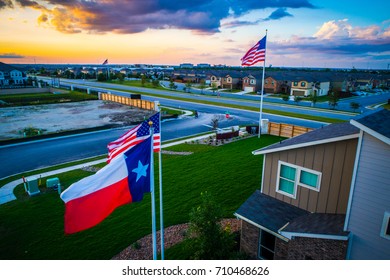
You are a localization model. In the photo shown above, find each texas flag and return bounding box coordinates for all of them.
[60,137,152,234]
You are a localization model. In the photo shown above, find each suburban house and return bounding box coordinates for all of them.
[221,73,244,90]
[264,73,291,94]
[290,76,330,97]
[242,74,261,92]
[344,109,390,259]
[0,62,27,87]
[235,122,360,259]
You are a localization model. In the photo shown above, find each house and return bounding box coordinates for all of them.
[290,75,330,97]
[242,74,261,92]
[344,109,390,259]
[221,73,244,90]
[179,63,194,69]
[235,122,360,259]
[0,62,27,87]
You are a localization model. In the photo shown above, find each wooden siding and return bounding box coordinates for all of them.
[348,133,390,260]
[261,138,358,214]
[99,93,155,111]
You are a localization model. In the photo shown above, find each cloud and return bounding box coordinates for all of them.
[271,20,390,61]
[5,0,317,34]
[0,52,25,58]
[264,8,293,21]
[0,0,13,9]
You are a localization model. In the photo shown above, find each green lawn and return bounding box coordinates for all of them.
[0,135,280,259]
[0,91,98,107]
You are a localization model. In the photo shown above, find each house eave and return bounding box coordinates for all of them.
[234,213,289,242]
[252,133,359,155]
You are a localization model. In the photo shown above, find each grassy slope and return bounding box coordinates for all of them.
[0,135,281,259]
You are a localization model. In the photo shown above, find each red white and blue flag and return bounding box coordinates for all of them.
[241,35,266,67]
[107,112,160,163]
[61,137,152,234]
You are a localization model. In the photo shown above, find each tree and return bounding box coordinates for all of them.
[185,81,192,93]
[282,95,289,103]
[210,115,223,131]
[350,101,361,112]
[328,91,339,109]
[211,82,218,95]
[151,79,159,88]
[141,74,146,87]
[308,91,318,107]
[199,80,207,94]
[185,192,236,260]
[294,95,302,104]
[169,80,176,90]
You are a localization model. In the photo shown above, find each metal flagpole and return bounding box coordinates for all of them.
[149,121,157,260]
[157,104,165,259]
[258,29,268,138]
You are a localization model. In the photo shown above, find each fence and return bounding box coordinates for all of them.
[268,122,313,138]
[99,92,156,111]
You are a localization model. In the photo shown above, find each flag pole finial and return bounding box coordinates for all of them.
[148,121,153,127]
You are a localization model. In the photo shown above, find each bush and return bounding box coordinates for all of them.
[185,192,236,260]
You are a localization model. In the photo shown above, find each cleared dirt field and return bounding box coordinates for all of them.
[0,100,154,140]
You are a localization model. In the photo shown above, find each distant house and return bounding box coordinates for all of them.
[242,74,261,92]
[290,77,330,97]
[0,62,27,87]
[235,122,360,259]
[264,75,291,94]
[197,63,211,68]
[179,63,194,69]
[221,73,244,90]
[344,109,390,259]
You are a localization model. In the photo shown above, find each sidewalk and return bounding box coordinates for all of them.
[0,134,215,205]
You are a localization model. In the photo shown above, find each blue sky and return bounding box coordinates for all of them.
[0,0,389,69]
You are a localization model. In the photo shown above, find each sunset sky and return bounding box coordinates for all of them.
[0,0,389,69]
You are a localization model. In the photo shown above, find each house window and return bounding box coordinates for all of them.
[278,164,297,197]
[276,161,322,198]
[293,82,298,86]
[301,82,306,87]
[380,212,390,240]
[258,229,275,260]
[250,79,255,84]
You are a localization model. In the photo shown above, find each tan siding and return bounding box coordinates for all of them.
[307,145,324,212]
[260,139,357,213]
[336,139,357,213]
[326,141,347,214]
[262,155,272,195]
[316,143,335,212]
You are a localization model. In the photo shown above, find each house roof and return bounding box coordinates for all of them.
[350,109,390,145]
[0,62,22,72]
[280,213,349,240]
[234,190,308,235]
[253,122,359,155]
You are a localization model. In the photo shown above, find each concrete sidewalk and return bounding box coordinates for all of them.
[0,133,215,205]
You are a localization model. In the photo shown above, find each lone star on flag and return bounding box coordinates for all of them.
[132,160,149,182]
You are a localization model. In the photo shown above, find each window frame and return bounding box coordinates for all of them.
[380,212,390,240]
[276,161,322,199]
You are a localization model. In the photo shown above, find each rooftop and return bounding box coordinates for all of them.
[253,122,359,155]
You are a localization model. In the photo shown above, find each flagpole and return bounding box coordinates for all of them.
[157,104,165,260]
[149,121,157,260]
[258,29,267,138]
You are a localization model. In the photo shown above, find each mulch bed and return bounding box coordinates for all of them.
[112,218,240,260]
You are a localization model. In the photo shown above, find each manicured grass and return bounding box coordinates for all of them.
[0,91,98,107]
[0,135,281,259]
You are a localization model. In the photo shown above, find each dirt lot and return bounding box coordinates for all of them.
[0,100,154,140]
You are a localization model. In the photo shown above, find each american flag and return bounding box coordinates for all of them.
[241,35,266,67]
[107,112,160,163]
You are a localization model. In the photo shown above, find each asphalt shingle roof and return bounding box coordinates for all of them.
[235,190,308,233]
[254,122,359,154]
[353,109,390,139]
[281,213,348,236]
